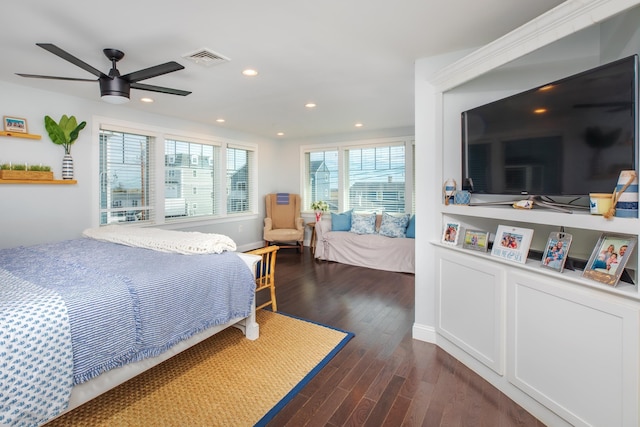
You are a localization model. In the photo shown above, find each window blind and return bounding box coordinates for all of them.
[99,129,154,224]
[226,146,254,214]
[345,143,405,213]
[165,139,219,219]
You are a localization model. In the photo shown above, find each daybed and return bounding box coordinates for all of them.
[0,226,259,427]
[314,211,415,274]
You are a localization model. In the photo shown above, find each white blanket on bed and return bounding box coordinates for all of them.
[83,225,237,254]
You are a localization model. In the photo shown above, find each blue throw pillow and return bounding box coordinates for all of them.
[331,210,352,231]
[350,212,377,234]
[378,212,410,238]
[405,214,415,238]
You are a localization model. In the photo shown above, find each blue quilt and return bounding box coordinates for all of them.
[0,238,256,386]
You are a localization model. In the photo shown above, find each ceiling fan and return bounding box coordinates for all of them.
[17,43,191,104]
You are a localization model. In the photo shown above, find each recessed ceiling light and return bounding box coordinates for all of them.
[533,108,547,114]
[305,103,316,108]
[277,132,284,136]
[140,97,154,103]
[216,118,225,123]
[242,69,258,77]
[355,123,364,128]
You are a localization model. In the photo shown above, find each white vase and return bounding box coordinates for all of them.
[62,154,74,180]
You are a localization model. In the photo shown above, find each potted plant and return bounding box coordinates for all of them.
[311,200,329,222]
[0,163,53,180]
[44,114,86,179]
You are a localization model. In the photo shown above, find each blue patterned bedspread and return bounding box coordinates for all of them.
[0,238,256,389]
[0,269,74,427]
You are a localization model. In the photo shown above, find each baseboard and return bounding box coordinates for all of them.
[237,241,267,252]
[412,322,436,343]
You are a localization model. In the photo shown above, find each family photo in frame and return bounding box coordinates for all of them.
[491,225,534,264]
[441,222,461,246]
[462,229,490,252]
[583,233,637,286]
[541,232,573,272]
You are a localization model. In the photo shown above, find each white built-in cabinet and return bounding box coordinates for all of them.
[417,1,640,426]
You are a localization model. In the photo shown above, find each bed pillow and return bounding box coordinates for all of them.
[331,209,353,231]
[350,212,377,235]
[378,212,411,238]
[405,215,416,238]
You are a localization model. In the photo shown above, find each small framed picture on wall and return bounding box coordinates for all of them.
[441,222,462,246]
[3,116,28,133]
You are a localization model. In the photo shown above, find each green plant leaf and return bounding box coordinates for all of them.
[44,115,86,154]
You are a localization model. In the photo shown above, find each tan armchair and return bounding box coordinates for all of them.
[263,193,304,252]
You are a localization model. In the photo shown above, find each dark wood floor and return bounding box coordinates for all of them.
[264,248,546,427]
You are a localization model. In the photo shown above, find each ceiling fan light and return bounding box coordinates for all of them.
[100,76,130,104]
[101,94,130,104]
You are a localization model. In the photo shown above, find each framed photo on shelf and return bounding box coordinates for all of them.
[462,229,490,252]
[491,225,534,264]
[541,232,573,272]
[582,233,637,286]
[3,116,28,133]
[441,222,462,246]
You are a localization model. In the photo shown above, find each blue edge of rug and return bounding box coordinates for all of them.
[254,311,355,427]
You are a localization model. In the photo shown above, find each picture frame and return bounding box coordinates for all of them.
[541,231,573,272]
[462,229,490,252]
[582,233,637,286]
[491,225,534,264]
[441,222,462,246]
[3,116,28,133]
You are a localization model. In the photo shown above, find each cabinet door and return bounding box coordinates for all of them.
[436,250,505,374]
[507,271,640,427]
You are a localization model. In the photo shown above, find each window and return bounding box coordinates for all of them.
[346,144,405,213]
[98,119,257,226]
[164,139,218,219]
[227,146,254,214]
[99,129,153,224]
[304,150,339,211]
[303,139,411,214]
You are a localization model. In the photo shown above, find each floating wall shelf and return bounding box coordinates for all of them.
[0,131,42,140]
[0,179,77,185]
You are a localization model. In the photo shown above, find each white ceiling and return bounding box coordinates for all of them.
[2,0,565,140]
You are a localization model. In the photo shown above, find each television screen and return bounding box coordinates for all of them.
[462,55,638,198]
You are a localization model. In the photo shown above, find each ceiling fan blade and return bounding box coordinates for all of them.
[36,43,105,78]
[16,73,96,82]
[122,61,185,83]
[130,82,191,96]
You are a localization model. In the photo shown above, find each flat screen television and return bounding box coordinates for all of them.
[461,55,638,204]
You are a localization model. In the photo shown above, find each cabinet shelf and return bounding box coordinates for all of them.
[0,179,76,185]
[442,204,636,234]
[0,131,41,140]
[434,241,639,301]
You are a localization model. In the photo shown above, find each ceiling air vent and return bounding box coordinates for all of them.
[182,48,230,67]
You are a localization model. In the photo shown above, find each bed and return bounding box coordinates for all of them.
[0,226,260,427]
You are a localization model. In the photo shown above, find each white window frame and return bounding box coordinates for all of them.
[91,116,259,228]
[300,136,414,214]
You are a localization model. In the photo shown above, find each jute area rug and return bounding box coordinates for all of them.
[47,310,353,427]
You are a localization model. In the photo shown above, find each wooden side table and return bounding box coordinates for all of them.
[306,222,316,254]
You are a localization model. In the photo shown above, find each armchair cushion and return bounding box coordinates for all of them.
[264,193,304,246]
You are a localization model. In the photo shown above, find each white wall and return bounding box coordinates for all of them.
[0,80,278,250]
